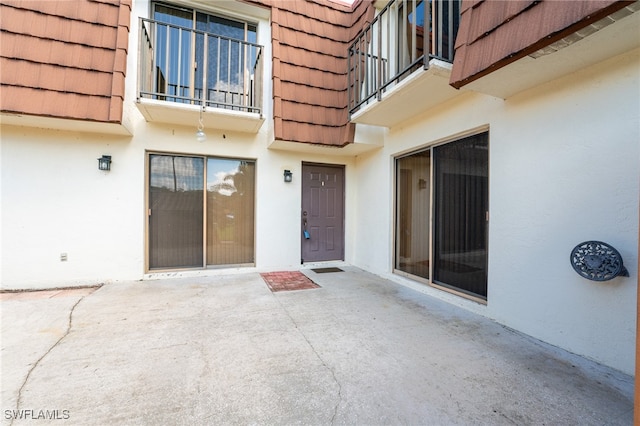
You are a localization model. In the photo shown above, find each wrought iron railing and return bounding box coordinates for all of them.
[348,0,460,115]
[138,18,263,114]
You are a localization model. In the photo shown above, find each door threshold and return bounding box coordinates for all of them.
[302,260,348,269]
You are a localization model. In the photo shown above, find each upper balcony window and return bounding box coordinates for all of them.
[349,0,460,121]
[138,3,263,114]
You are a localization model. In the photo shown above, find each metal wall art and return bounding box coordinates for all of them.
[570,240,629,281]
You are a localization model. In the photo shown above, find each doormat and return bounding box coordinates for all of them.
[260,271,320,292]
[311,267,344,273]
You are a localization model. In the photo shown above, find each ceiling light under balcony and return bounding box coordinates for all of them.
[196,106,207,142]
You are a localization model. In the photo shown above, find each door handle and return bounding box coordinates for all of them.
[302,214,310,239]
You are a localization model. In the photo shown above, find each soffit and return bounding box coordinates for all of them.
[450,0,637,90]
[135,99,265,134]
[459,6,640,99]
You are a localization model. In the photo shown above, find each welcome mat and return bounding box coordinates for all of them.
[260,271,320,292]
[311,267,344,273]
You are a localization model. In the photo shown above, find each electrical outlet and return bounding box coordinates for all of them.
[60,253,68,262]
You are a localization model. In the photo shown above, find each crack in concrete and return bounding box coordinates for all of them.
[273,295,343,425]
[11,288,98,426]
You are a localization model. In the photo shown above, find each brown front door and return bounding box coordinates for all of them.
[301,163,345,263]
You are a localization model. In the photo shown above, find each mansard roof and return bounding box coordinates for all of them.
[450,0,635,88]
[251,0,374,146]
[0,0,131,123]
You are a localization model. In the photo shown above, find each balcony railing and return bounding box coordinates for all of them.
[138,18,263,114]
[348,0,460,115]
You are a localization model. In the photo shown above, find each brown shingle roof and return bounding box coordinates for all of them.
[450,0,635,88]
[252,0,374,146]
[0,0,131,123]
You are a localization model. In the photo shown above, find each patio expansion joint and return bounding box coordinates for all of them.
[11,288,99,425]
[273,296,343,424]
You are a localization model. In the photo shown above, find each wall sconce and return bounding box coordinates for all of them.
[196,105,207,142]
[98,155,112,171]
[284,169,293,183]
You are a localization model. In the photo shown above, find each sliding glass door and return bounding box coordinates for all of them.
[433,134,488,297]
[395,132,488,299]
[149,155,205,269]
[206,158,255,265]
[395,151,431,279]
[148,154,255,270]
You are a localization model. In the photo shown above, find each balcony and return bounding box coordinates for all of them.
[136,18,265,133]
[348,0,463,128]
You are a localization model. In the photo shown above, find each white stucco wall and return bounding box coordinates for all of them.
[1,0,637,376]
[0,0,359,288]
[352,48,639,375]
[0,127,142,287]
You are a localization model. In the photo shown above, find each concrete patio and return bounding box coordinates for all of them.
[1,266,634,425]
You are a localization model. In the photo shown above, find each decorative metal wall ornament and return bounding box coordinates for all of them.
[570,241,629,281]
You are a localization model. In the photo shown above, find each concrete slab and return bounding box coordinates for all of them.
[1,267,633,425]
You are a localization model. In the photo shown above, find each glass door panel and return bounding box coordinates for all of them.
[149,155,204,269]
[433,133,488,298]
[153,4,193,103]
[206,159,255,265]
[398,0,426,76]
[395,151,431,279]
[195,13,257,109]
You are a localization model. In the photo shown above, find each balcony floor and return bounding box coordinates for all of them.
[136,98,265,134]
[351,59,464,128]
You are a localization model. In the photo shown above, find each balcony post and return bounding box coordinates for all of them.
[423,0,430,70]
[377,21,382,101]
[202,33,208,106]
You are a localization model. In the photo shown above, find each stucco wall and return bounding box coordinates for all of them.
[1,0,637,377]
[352,47,639,375]
[0,0,359,289]
[1,127,141,287]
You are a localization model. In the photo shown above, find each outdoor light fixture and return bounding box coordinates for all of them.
[284,169,293,183]
[98,155,112,171]
[196,105,207,142]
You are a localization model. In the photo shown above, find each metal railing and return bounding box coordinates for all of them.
[139,18,263,114]
[348,0,460,115]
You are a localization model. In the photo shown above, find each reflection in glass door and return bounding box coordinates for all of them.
[195,13,257,108]
[206,159,255,266]
[395,151,431,279]
[152,4,193,103]
[149,155,204,269]
[148,154,255,271]
[433,135,488,298]
[395,132,488,299]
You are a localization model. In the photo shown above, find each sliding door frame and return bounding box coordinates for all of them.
[393,128,489,303]
[144,150,256,273]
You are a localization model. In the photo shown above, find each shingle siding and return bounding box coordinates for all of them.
[250,0,374,146]
[450,0,635,88]
[0,0,130,123]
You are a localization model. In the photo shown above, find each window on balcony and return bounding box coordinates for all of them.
[139,3,263,114]
[348,0,460,116]
[398,0,426,76]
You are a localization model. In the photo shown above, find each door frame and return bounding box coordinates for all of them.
[144,150,257,273]
[145,152,207,272]
[300,162,346,264]
[392,128,489,304]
